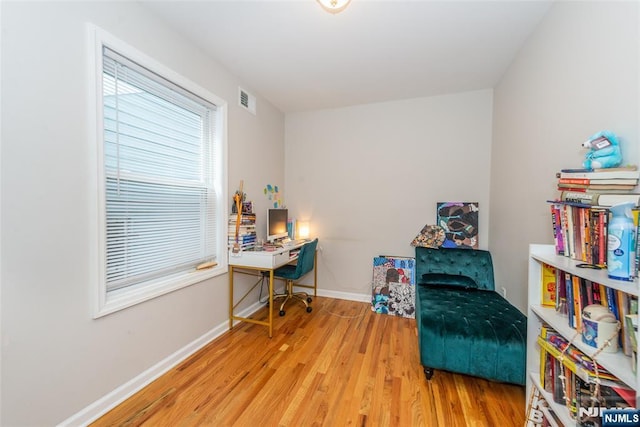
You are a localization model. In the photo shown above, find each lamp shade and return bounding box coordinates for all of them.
[316,0,351,14]
[297,221,310,239]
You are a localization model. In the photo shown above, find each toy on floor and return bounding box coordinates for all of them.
[582,130,622,169]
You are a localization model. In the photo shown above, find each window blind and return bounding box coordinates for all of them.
[102,47,218,292]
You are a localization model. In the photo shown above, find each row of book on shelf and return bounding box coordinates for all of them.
[538,324,636,427]
[552,164,640,266]
[541,263,638,361]
[549,200,640,278]
[549,202,609,266]
[553,168,640,269]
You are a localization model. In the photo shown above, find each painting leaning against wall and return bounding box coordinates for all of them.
[371,255,416,319]
[437,202,479,249]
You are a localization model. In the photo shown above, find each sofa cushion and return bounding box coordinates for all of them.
[415,285,526,385]
[421,273,478,289]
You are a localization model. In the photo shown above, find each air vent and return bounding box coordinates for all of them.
[238,87,256,115]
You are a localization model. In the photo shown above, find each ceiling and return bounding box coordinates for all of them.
[141,0,554,113]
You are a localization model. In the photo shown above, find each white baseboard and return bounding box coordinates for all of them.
[57,290,369,426]
[315,288,371,303]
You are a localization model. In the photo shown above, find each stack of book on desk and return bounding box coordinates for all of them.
[228,213,257,250]
[556,165,640,206]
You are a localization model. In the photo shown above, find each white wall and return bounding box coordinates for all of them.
[1,2,284,425]
[285,90,493,297]
[491,1,639,313]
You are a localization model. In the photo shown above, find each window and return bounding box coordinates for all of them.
[90,26,227,317]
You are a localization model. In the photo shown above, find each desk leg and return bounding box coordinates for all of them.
[313,251,318,297]
[268,270,274,338]
[229,265,234,331]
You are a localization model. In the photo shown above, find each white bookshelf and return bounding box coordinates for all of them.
[527,244,639,425]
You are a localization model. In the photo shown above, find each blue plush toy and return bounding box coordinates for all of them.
[582,130,622,169]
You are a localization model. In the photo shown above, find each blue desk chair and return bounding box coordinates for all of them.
[273,238,318,316]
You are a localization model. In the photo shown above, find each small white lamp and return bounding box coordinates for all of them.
[297,221,310,239]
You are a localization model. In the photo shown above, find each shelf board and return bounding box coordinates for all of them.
[529,372,573,426]
[531,252,639,298]
[531,304,637,388]
[540,407,561,427]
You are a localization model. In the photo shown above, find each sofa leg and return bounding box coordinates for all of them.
[423,367,434,380]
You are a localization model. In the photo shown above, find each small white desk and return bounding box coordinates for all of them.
[228,241,317,337]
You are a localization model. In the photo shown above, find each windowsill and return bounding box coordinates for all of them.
[94,264,227,318]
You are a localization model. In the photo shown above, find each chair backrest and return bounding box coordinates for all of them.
[293,238,318,279]
[415,247,495,291]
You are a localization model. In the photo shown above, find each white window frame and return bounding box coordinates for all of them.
[87,24,228,318]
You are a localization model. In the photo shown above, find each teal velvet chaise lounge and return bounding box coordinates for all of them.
[415,247,527,385]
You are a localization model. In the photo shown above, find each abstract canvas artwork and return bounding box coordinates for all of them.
[371,256,415,319]
[437,202,479,249]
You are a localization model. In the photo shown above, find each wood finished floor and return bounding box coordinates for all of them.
[91,297,525,427]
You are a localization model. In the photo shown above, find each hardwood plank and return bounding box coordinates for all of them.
[91,297,525,426]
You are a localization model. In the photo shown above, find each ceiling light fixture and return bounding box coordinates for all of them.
[316,0,351,14]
